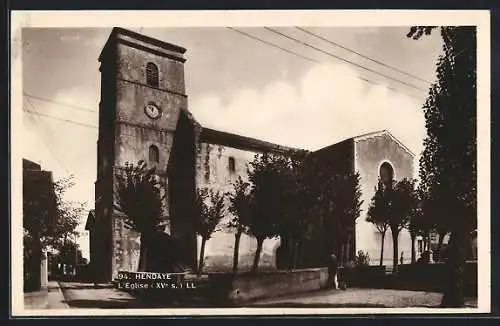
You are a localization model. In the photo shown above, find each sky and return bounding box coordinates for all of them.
[21,26,443,259]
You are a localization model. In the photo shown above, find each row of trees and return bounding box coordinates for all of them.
[407,26,477,307]
[193,151,363,276]
[117,151,363,277]
[366,178,419,272]
[364,26,477,308]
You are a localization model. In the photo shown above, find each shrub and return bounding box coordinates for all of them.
[355,250,370,266]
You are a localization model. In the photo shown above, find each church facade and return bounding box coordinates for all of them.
[86,28,416,282]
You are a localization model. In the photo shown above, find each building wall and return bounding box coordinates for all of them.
[195,143,280,272]
[354,132,415,266]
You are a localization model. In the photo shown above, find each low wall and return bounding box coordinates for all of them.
[208,268,329,305]
[199,233,279,273]
[345,261,477,297]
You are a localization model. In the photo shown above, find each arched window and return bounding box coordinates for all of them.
[146,62,159,87]
[149,145,160,163]
[228,157,236,173]
[379,161,394,187]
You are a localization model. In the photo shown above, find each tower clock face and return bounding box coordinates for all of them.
[144,103,162,119]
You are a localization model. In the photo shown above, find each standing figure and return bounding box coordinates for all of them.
[328,253,339,289]
[400,251,404,265]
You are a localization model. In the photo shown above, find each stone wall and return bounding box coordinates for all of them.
[354,132,415,266]
[195,143,280,272]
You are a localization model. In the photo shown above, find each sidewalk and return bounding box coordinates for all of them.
[24,281,69,310]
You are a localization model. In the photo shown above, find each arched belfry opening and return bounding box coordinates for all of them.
[146,62,159,87]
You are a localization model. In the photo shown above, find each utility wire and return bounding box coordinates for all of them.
[23,92,98,114]
[25,95,57,142]
[226,27,422,100]
[24,107,70,174]
[227,27,320,65]
[263,27,427,92]
[23,109,98,129]
[294,27,432,84]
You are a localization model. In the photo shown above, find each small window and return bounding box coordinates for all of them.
[149,145,160,163]
[146,62,159,87]
[228,157,236,173]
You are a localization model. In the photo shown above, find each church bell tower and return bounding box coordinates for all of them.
[94,27,189,281]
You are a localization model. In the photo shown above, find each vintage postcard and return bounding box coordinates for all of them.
[10,10,491,316]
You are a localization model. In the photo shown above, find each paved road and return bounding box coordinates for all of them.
[57,282,478,309]
[247,288,478,308]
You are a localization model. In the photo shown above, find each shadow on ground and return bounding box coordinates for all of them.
[61,284,114,290]
[63,298,149,309]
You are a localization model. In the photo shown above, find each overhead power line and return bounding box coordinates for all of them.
[23,109,98,129]
[24,107,70,174]
[263,27,427,92]
[227,27,319,65]
[23,92,98,114]
[294,27,432,84]
[25,95,57,142]
[226,27,421,100]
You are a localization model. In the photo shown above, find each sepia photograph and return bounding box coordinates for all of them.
[11,10,490,316]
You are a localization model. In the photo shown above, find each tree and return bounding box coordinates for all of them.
[227,176,252,274]
[334,172,363,266]
[367,178,416,271]
[23,172,86,290]
[388,178,417,273]
[367,179,391,266]
[246,153,284,273]
[194,187,226,276]
[407,188,424,264]
[23,174,85,251]
[114,160,166,272]
[275,150,314,270]
[408,26,477,307]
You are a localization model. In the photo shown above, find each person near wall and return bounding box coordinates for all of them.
[400,251,404,265]
[328,253,339,289]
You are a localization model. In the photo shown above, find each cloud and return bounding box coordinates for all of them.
[189,62,427,157]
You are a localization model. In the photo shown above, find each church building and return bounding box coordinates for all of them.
[85,27,416,282]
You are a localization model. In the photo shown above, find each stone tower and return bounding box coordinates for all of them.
[94,27,190,281]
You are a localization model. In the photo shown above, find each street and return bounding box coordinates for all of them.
[24,281,478,309]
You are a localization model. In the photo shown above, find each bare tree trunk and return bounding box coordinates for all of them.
[138,234,148,272]
[198,237,207,277]
[379,230,386,266]
[252,239,264,274]
[391,229,399,274]
[232,230,242,275]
